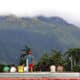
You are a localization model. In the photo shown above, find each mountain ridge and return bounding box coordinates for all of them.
[0,15,80,65]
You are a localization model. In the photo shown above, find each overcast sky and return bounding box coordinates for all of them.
[0,0,80,26]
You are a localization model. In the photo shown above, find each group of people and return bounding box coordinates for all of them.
[20,48,34,72]
[3,48,34,72]
[3,49,64,72]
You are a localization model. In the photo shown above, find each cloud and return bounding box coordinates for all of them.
[0,0,80,26]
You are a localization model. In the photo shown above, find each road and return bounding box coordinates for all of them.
[0,72,80,78]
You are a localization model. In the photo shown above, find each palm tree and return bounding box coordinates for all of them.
[64,48,80,70]
[19,45,31,65]
[37,53,50,71]
[50,49,64,66]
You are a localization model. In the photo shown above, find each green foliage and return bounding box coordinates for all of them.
[1,47,80,72]
[73,65,80,72]
[38,53,50,66]
[50,49,64,65]
[0,64,5,72]
[36,53,50,71]
[36,50,65,71]
[19,45,30,65]
[64,48,80,71]
[36,48,80,72]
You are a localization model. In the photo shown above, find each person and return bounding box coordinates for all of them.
[50,65,56,72]
[3,65,10,72]
[10,65,17,72]
[19,49,26,66]
[26,49,34,72]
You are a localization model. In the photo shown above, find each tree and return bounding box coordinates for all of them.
[37,53,50,71]
[73,65,80,72]
[64,48,80,71]
[49,49,65,66]
[19,45,30,65]
[36,49,65,71]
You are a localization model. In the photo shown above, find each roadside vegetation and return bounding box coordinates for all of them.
[0,48,80,72]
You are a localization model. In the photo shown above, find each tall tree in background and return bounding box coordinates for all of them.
[37,53,50,71]
[64,48,80,71]
[49,49,65,66]
[36,49,65,71]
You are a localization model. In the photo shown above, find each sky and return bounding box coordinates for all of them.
[0,0,80,26]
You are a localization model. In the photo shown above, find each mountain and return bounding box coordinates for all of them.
[0,15,80,65]
[37,16,70,25]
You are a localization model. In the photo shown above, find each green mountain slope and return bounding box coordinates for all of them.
[0,15,80,64]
